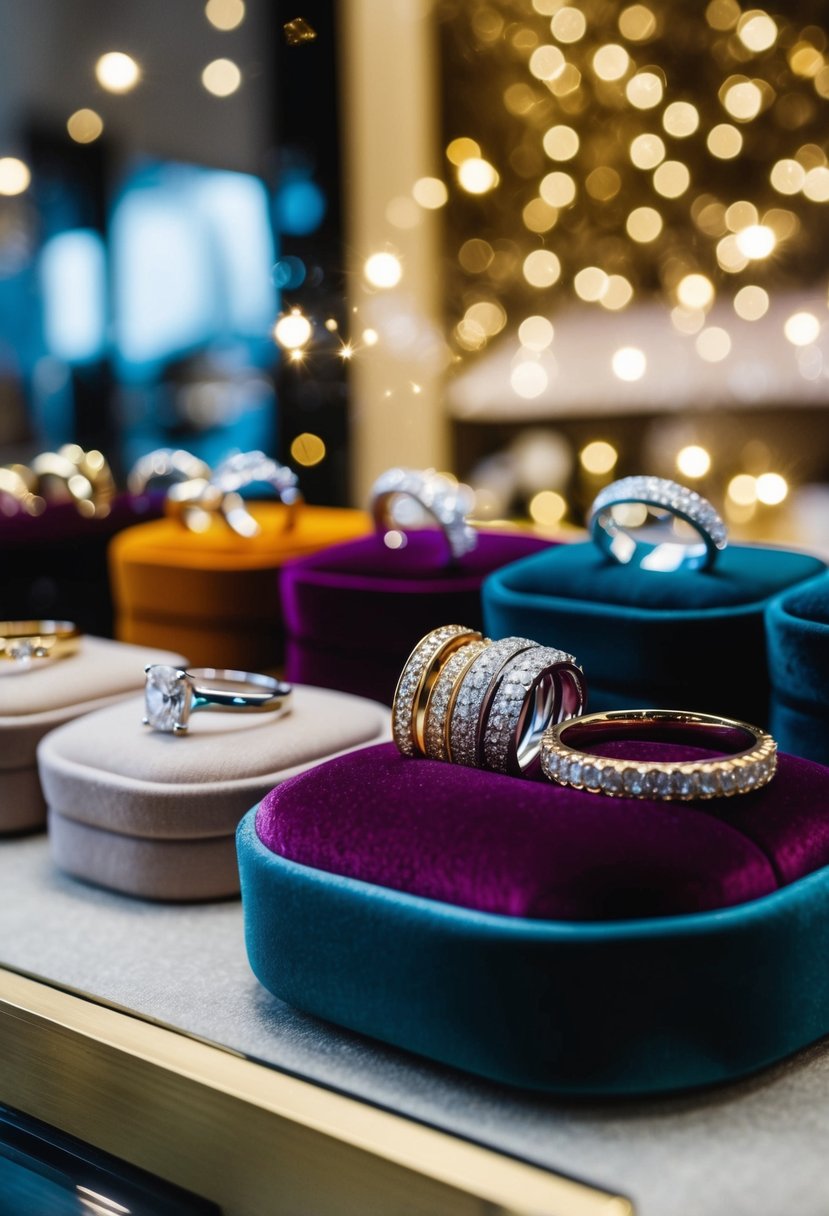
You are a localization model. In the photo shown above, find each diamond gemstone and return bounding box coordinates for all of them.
[144,665,188,733]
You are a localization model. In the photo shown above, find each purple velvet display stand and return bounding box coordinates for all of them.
[280,530,552,704]
[239,740,829,1095]
[0,492,164,638]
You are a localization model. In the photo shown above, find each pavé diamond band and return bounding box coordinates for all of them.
[393,625,587,776]
[165,450,302,538]
[588,475,728,571]
[370,467,478,565]
[540,708,776,800]
[143,665,292,735]
[0,620,80,665]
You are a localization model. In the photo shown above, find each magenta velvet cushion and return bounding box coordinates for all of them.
[280,530,552,703]
[254,742,829,922]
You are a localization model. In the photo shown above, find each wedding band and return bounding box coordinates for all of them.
[541,709,776,800]
[31,445,115,519]
[211,450,302,534]
[588,476,727,571]
[392,625,482,756]
[0,620,80,664]
[370,467,477,566]
[128,448,212,494]
[143,664,292,734]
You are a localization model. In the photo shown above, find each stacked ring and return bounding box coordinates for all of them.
[393,625,587,776]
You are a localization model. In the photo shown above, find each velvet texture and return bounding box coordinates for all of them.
[0,493,164,637]
[109,504,371,669]
[280,530,552,703]
[240,742,829,1093]
[767,572,829,764]
[483,541,825,726]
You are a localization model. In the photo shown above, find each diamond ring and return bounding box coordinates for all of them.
[0,620,80,667]
[165,451,302,538]
[541,708,776,800]
[370,467,478,566]
[588,475,727,571]
[127,448,212,494]
[143,665,292,735]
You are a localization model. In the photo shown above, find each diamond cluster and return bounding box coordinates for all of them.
[540,732,777,800]
[447,637,536,768]
[423,639,488,761]
[589,475,728,552]
[392,625,475,756]
[370,467,477,560]
[481,646,576,773]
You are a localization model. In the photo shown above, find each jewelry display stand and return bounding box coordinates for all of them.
[108,503,371,670]
[280,530,551,704]
[767,570,829,765]
[38,686,389,900]
[239,740,829,1095]
[0,636,184,835]
[482,541,826,727]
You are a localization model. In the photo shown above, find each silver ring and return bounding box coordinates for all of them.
[588,476,727,571]
[143,664,292,735]
[370,467,477,566]
[128,448,212,494]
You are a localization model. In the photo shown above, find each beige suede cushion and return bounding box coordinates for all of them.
[0,636,184,834]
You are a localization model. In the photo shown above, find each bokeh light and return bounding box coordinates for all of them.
[511,361,549,398]
[290,433,326,467]
[95,51,140,93]
[733,285,770,320]
[202,58,242,96]
[529,490,567,525]
[457,157,500,194]
[580,440,618,474]
[728,474,758,506]
[612,347,646,380]
[756,472,788,504]
[274,310,312,350]
[67,109,103,144]
[784,311,820,345]
[676,445,711,478]
[412,177,448,209]
[364,252,403,288]
[518,315,555,350]
[205,0,246,30]
[0,157,31,195]
[523,249,561,287]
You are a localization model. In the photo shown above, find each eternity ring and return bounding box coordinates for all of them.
[166,451,302,538]
[588,476,727,572]
[370,467,478,566]
[393,625,587,776]
[143,664,292,735]
[541,708,776,800]
[0,620,80,665]
[128,448,212,494]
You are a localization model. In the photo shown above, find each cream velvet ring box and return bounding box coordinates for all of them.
[0,636,184,835]
[37,685,389,902]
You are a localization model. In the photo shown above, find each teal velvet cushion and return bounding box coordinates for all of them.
[767,571,829,763]
[483,542,825,725]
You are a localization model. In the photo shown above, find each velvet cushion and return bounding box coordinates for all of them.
[108,504,371,669]
[280,530,552,703]
[767,570,829,764]
[483,541,825,725]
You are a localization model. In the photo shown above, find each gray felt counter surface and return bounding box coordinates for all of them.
[1,834,827,1216]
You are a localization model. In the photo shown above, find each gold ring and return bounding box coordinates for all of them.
[0,620,81,665]
[541,708,776,800]
[30,445,115,518]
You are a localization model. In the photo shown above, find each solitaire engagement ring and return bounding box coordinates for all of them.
[588,475,727,572]
[143,665,292,734]
[370,468,478,566]
[541,708,776,800]
[0,620,80,666]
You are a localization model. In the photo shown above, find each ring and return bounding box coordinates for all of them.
[127,448,212,494]
[31,445,115,519]
[540,708,776,800]
[0,620,80,665]
[211,450,302,534]
[588,476,727,571]
[0,467,45,517]
[370,467,477,566]
[392,625,587,776]
[143,664,292,734]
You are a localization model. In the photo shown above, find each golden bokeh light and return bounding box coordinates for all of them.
[550,7,587,43]
[457,157,500,194]
[676,445,711,478]
[653,160,690,197]
[803,166,829,202]
[734,285,770,320]
[274,310,312,350]
[95,51,140,93]
[529,44,567,82]
[290,432,326,467]
[755,472,788,505]
[456,319,487,351]
[600,274,634,310]
[663,101,699,138]
[574,266,609,302]
[706,0,740,31]
[412,177,448,209]
[618,5,657,41]
[0,157,31,195]
[695,326,732,362]
[458,238,494,273]
[465,300,507,336]
[626,71,664,109]
[630,132,666,169]
[518,315,555,350]
[789,42,824,78]
[716,234,749,273]
[202,58,242,97]
[504,83,536,116]
[735,224,776,259]
[671,306,706,334]
[593,44,630,81]
[580,440,618,474]
[626,205,663,242]
[543,125,580,160]
[511,361,549,398]
[385,196,421,229]
[523,249,562,287]
[612,347,646,380]
[446,138,481,165]
[783,311,820,345]
[677,273,714,309]
[364,252,403,288]
[707,123,742,158]
[585,166,621,200]
[205,0,245,31]
[522,198,558,232]
[529,490,567,526]
[737,11,777,53]
[722,78,763,121]
[725,200,758,231]
[540,170,576,207]
[67,109,104,144]
[728,474,758,506]
[361,328,379,346]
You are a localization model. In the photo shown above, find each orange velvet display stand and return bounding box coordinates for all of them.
[109,503,370,670]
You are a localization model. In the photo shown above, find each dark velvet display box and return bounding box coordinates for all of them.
[280,530,552,704]
[767,570,829,765]
[238,741,829,1096]
[482,541,825,726]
